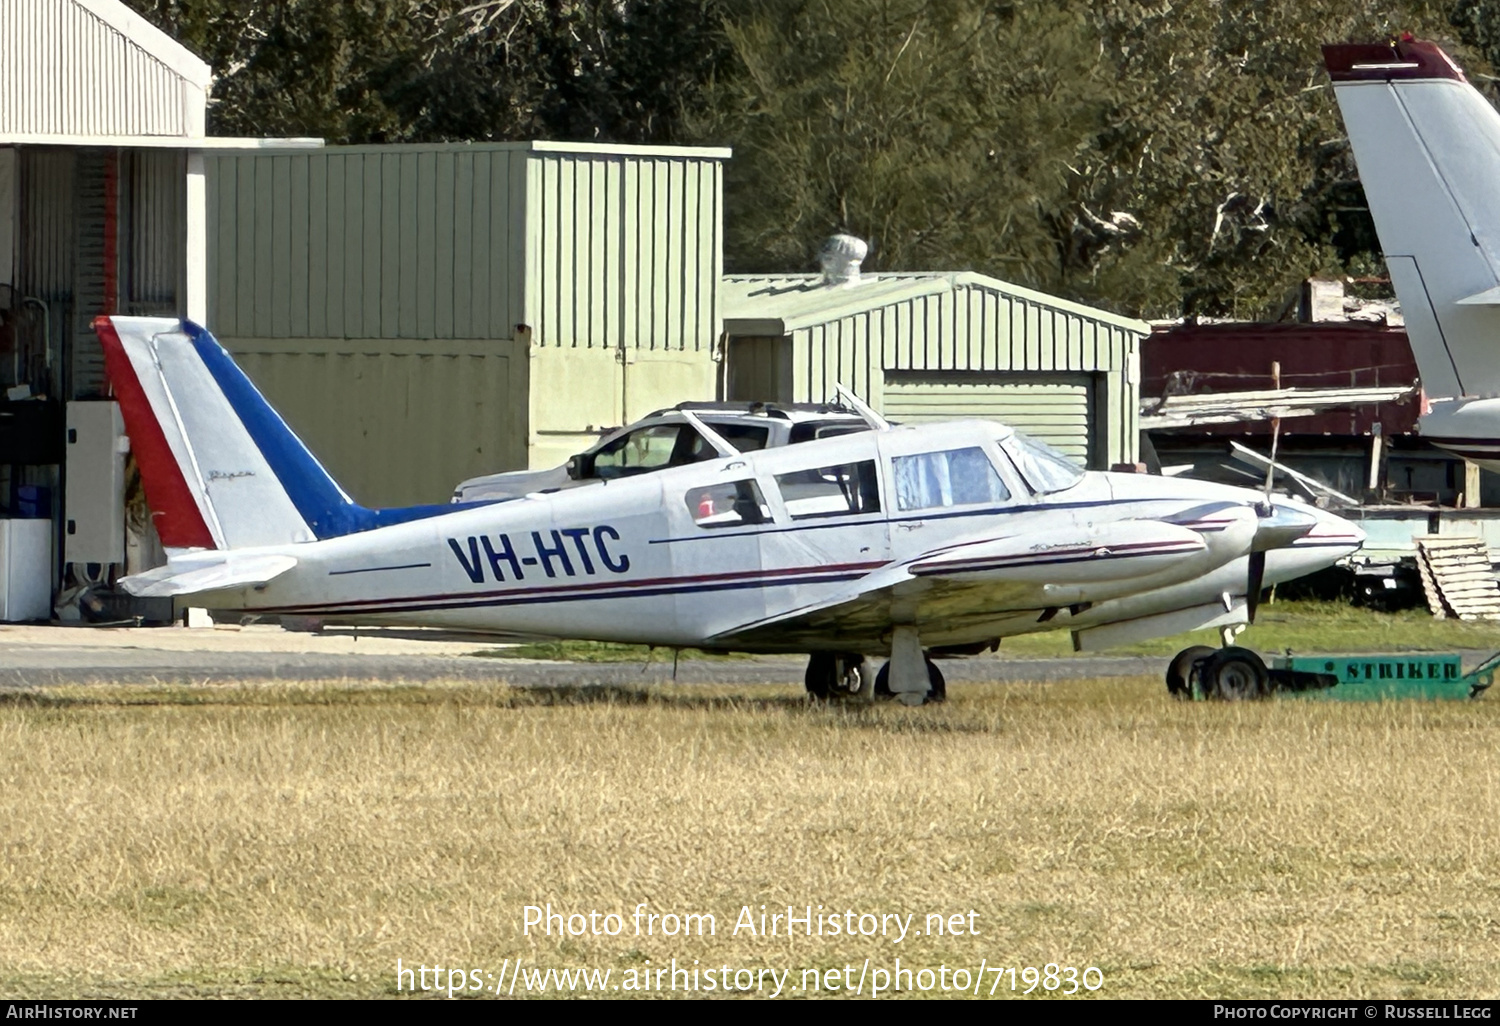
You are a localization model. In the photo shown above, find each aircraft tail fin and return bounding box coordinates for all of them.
[96,316,449,551]
[1325,37,1500,399]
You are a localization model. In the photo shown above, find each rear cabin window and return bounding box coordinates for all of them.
[685,480,771,528]
[774,461,882,519]
[892,447,1011,511]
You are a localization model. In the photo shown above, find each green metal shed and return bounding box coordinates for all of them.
[204,141,730,506]
[722,272,1148,468]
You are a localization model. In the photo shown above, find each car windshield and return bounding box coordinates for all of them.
[1004,432,1084,494]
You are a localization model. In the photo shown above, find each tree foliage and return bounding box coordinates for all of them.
[689,0,1475,318]
[122,0,729,143]
[124,0,1497,319]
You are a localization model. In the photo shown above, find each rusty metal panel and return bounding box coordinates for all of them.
[0,0,207,140]
[1143,321,1420,437]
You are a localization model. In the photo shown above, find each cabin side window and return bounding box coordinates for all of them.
[892,447,1011,511]
[685,480,771,528]
[774,461,882,519]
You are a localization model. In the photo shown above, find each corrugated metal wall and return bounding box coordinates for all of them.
[748,277,1142,468]
[14,147,187,400]
[205,148,530,341]
[529,151,722,350]
[0,0,201,138]
[125,149,184,316]
[205,144,726,350]
[204,143,729,493]
[790,281,1136,398]
[13,149,74,399]
[228,339,526,508]
[883,372,1099,464]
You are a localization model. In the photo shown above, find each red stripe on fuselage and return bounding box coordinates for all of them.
[94,316,217,550]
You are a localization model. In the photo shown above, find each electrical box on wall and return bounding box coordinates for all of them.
[64,401,128,567]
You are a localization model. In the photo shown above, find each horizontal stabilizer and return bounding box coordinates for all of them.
[1457,285,1500,306]
[120,553,299,598]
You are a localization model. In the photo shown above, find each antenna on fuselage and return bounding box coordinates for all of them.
[833,383,891,432]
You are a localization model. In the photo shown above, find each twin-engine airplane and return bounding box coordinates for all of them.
[1327,36,1500,469]
[96,316,1363,704]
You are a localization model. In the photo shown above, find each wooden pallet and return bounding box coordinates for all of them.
[1413,535,1500,620]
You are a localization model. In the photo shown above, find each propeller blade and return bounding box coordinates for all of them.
[1247,550,1267,623]
[1264,417,1281,498]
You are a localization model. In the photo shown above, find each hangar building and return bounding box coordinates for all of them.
[203,142,729,506]
[207,149,1147,506]
[723,272,1145,469]
[0,0,315,618]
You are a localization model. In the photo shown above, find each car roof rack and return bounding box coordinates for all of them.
[657,400,856,420]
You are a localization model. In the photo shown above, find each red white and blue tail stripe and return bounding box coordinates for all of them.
[96,316,455,552]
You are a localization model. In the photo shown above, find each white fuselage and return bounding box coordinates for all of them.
[187,421,1362,654]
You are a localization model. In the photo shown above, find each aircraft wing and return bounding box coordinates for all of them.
[711,519,1209,649]
[120,552,300,598]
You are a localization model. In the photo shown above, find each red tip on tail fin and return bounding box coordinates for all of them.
[94,316,217,550]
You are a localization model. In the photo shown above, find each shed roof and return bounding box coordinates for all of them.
[0,0,209,141]
[723,272,1150,337]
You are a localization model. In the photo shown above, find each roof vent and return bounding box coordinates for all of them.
[819,234,868,288]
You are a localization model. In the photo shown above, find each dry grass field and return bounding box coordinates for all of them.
[1,676,1498,999]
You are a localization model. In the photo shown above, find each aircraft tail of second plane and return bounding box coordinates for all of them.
[1326,36,1500,401]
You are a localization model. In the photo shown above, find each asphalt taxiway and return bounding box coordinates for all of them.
[0,623,1163,688]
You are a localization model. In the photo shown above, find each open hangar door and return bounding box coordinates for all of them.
[881,370,1102,468]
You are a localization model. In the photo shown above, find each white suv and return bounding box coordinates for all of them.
[451,402,872,502]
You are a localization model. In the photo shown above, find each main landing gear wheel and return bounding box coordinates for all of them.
[1199,646,1270,701]
[804,653,873,700]
[873,658,947,703]
[1166,645,1216,699]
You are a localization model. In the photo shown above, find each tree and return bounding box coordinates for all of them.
[122,0,730,145]
[690,0,1480,318]
[686,1,1118,282]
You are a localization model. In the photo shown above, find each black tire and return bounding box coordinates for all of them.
[873,658,945,702]
[806,653,871,700]
[1201,646,1271,701]
[804,653,835,698]
[925,660,947,703]
[1166,645,1216,698]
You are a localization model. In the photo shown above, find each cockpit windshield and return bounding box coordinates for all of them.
[1003,432,1084,494]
